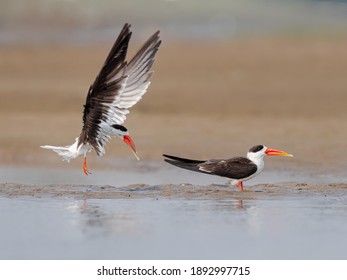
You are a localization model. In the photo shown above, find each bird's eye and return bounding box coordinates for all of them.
[112,124,127,132]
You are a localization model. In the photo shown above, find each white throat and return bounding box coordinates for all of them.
[247,151,265,176]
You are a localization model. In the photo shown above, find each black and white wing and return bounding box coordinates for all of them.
[115,30,161,122]
[78,23,161,156]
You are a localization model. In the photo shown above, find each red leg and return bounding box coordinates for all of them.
[83,157,91,175]
[237,181,244,191]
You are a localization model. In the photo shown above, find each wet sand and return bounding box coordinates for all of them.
[0,159,346,199]
[1,181,347,200]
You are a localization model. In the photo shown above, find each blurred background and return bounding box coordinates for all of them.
[1,0,347,43]
[0,0,346,173]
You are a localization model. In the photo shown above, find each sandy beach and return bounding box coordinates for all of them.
[1,37,347,172]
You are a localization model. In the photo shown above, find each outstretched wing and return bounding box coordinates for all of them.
[78,24,161,156]
[117,30,161,113]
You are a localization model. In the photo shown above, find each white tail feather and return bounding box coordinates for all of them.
[40,138,82,162]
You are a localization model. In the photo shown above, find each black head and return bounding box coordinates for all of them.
[249,145,264,153]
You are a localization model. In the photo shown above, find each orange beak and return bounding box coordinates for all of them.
[123,135,140,160]
[265,148,293,157]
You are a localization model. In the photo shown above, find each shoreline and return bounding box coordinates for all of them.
[0,162,346,199]
[1,181,346,200]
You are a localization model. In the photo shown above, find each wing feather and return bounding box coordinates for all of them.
[78,24,161,156]
[118,31,161,109]
[199,157,258,179]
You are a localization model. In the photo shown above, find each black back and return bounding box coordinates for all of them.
[163,154,258,180]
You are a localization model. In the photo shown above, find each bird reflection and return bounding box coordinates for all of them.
[237,199,244,209]
[65,200,142,236]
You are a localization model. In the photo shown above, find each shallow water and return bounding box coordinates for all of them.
[1,194,347,259]
[0,165,346,259]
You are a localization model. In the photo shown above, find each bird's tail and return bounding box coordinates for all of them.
[40,138,81,162]
[163,154,206,172]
